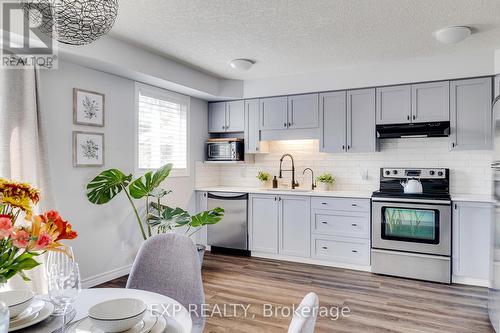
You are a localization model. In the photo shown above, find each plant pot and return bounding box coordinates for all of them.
[260,180,271,189]
[196,244,206,267]
[317,182,332,191]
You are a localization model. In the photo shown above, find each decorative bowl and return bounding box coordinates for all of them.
[0,290,35,318]
[88,298,147,332]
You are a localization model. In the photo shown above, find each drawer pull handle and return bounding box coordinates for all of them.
[321,202,327,205]
[322,246,328,250]
[351,223,357,226]
[351,250,358,253]
[321,221,328,224]
[351,203,357,206]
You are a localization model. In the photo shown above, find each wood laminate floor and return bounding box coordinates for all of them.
[96,253,494,333]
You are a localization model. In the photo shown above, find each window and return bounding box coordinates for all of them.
[135,83,189,176]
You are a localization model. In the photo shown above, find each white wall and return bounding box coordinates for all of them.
[244,49,495,98]
[196,138,493,196]
[39,61,208,286]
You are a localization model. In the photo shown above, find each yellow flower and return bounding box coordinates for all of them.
[0,179,40,214]
[2,196,32,214]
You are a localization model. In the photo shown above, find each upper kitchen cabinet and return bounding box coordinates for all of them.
[260,96,288,130]
[208,100,245,133]
[319,91,347,153]
[208,102,227,132]
[287,93,319,129]
[411,81,450,122]
[450,77,493,150]
[347,88,376,153]
[376,85,411,125]
[244,99,269,154]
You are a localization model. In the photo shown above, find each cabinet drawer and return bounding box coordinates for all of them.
[312,235,370,266]
[313,211,369,239]
[311,197,370,212]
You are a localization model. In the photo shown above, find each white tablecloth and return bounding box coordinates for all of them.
[20,288,192,332]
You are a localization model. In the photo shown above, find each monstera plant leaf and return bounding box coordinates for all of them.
[186,207,225,228]
[146,205,190,228]
[129,164,173,199]
[86,169,132,204]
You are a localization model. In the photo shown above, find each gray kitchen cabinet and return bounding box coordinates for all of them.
[195,191,208,246]
[260,97,288,130]
[347,88,376,153]
[208,102,227,133]
[249,194,279,254]
[319,91,347,153]
[226,100,245,132]
[411,81,450,123]
[287,93,319,129]
[244,99,269,154]
[280,196,311,258]
[450,77,493,150]
[452,201,493,284]
[376,85,411,125]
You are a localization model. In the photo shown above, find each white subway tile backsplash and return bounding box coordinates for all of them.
[195,137,493,195]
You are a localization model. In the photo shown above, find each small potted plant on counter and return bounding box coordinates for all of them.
[316,173,335,191]
[256,171,271,188]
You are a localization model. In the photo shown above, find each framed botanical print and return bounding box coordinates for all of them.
[73,88,105,127]
[73,131,105,167]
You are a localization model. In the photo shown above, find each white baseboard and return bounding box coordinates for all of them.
[251,252,372,272]
[82,264,132,289]
[452,275,490,287]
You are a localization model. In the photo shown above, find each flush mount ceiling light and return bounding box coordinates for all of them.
[434,26,472,44]
[22,0,119,46]
[228,59,255,72]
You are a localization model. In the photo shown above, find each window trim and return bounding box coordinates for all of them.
[134,82,190,178]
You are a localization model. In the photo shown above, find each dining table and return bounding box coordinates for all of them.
[17,288,193,333]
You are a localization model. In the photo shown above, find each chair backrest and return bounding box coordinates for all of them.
[126,233,205,327]
[287,292,319,333]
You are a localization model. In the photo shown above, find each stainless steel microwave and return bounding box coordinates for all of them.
[206,138,244,161]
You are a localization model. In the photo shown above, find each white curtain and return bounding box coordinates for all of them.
[0,68,53,293]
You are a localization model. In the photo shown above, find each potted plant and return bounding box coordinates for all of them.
[86,164,224,264]
[256,171,271,188]
[316,173,335,191]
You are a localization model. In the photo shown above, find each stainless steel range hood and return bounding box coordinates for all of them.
[376,121,450,139]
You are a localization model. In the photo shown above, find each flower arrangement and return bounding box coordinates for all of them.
[315,173,335,191]
[0,179,77,283]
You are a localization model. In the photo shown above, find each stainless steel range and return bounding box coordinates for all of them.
[371,168,452,284]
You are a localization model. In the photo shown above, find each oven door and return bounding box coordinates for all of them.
[372,199,451,256]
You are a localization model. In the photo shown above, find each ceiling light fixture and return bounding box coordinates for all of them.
[434,26,472,44]
[228,59,255,72]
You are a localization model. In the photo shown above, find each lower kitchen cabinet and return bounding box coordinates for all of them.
[452,201,493,284]
[249,194,279,254]
[312,235,370,266]
[249,194,310,257]
[280,196,310,257]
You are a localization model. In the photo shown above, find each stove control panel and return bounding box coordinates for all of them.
[382,168,447,179]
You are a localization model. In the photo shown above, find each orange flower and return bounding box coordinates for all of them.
[33,231,52,250]
[0,179,40,214]
[39,210,78,242]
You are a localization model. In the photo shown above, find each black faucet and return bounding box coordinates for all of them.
[279,154,299,189]
[302,168,316,190]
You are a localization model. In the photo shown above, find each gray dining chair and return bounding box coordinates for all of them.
[287,292,319,333]
[126,233,205,332]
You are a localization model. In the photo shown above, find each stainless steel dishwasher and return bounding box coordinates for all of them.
[207,192,249,254]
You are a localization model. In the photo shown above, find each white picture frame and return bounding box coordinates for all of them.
[73,131,105,167]
[73,88,105,127]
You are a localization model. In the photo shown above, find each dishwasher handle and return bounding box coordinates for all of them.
[207,192,248,200]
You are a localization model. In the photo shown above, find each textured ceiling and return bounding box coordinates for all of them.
[110,0,500,80]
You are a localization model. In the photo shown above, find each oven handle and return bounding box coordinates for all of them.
[371,197,451,205]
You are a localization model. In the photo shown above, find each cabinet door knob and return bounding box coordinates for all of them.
[342,145,345,150]
[412,115,416,120]
[256,147,259,151]
[288,122,291,127]
[284,122,287,128]
[347,145,350,150]
[407,115,410,121]
[451,142,455,148]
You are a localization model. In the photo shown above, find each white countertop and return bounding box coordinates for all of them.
[450,193,495,203]
[195,186,373,199]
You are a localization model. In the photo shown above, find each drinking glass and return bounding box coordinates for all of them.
[46,247,75,315]
[48,262,81,332]
[0,301,8,333]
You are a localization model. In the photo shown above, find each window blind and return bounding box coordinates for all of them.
[136,84,189,175]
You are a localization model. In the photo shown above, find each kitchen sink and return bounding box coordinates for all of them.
[263,188,311,192]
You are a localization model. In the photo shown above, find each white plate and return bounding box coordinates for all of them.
[8,301,54,332]
[151,316,166,333]
[68,312,157,333]
[9,300,45,325]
